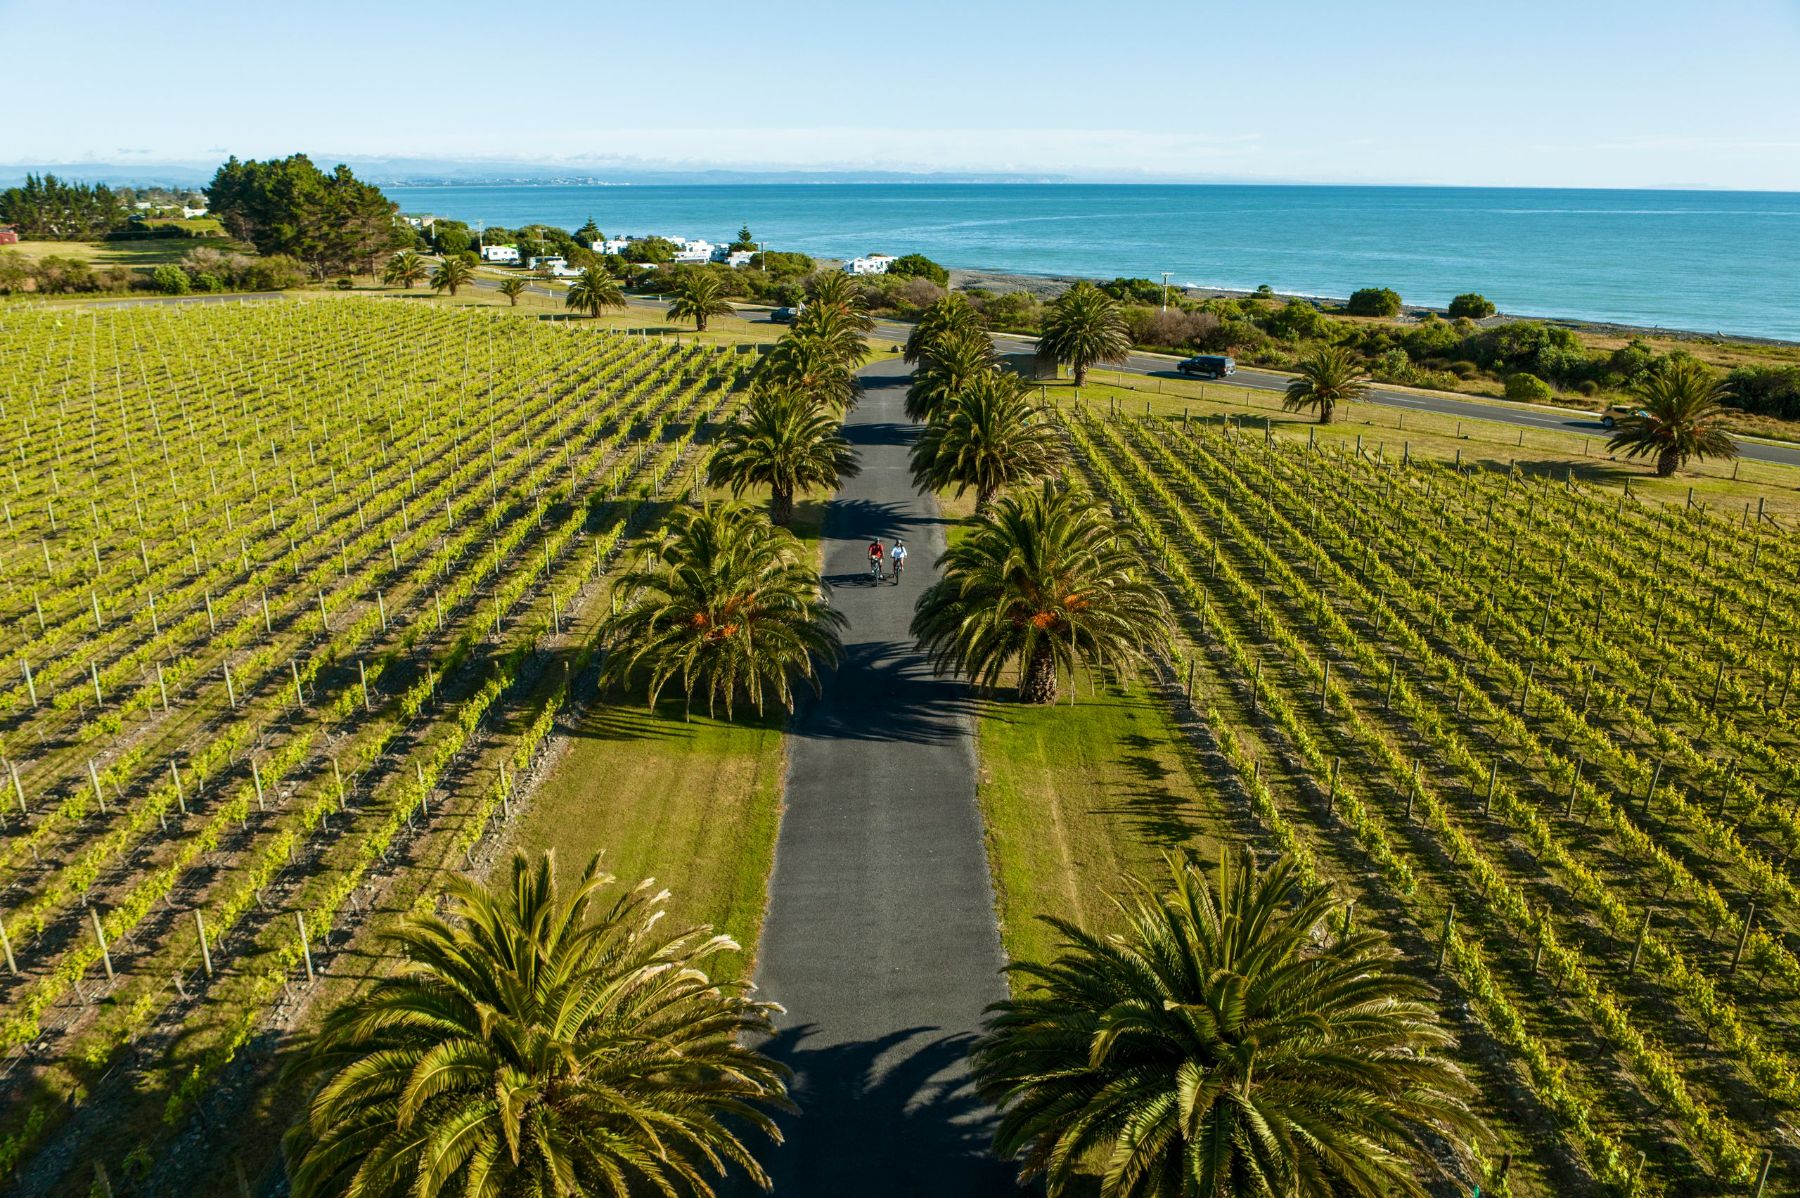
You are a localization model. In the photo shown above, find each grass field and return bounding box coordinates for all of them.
[3,235,239,268]
[974,680,1230,970]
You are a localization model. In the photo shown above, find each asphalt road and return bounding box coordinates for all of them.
[749,354,1013,1196]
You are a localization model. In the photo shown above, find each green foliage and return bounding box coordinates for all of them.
[708,387,859,524]
[904,294,986,365]
[751,250,812,276]
[970,290,1042,334]
[148,264,190,295]
[909,369,1067,513]
[281,849,790,1198]
[665,272,734,332]
[565,267,625,318]
[1098,277,1167,306]
[381,250,426,289]
[1448,292,1497,319]
[1724,364,1800,420]
[972,849,1480,1197]
[911,480,1168,704]
[623,236,678,264]
[1283,345,1369,424]
[432,224,471,256]
[205,155,404,278]
[1346,286,1403,317]
[906,328,997,423]
[574,217,601,244]
[1610,358,1739,476]
[427,255,474,296]
[600,504,844,718]
[0,173,129,239]
[1268,297,1328,341]
[1504,371,1555,402]
[886,252,950,287]
[729,224,756,252]
[1036,281,1132,386]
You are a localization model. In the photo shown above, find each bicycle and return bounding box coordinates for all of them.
[869,556,883,583]
[890,554,905,584]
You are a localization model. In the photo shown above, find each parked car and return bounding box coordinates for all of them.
[1177,354,1235,379]
[770,305,802,324]
[1598,403,1644,429]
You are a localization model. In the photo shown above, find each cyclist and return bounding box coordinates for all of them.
[889,538,908,583]
[867,538,884,582]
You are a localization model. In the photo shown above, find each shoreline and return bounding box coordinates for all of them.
[942,266,1800,349]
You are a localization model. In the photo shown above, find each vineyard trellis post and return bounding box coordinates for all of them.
[0,918,16,975]
[1435,903,1456,969]
[91,908,114,982]
[1731,904,1756,974]
[195,908,212,976]
[297,912,314,982]
[1629,907,1653,973]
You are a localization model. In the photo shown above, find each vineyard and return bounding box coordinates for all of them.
[1054,398,1800,1195]
[0,299,750,1189]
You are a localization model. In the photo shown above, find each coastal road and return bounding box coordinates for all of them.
[749,354,1014,1196]
[971,330,1800,470]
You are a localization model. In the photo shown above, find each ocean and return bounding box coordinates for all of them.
[383,184,1800,341]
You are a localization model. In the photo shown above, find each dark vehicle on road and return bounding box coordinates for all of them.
[1598,403,1644,429]
[1177,354,1235,379]
[770,305,801,324]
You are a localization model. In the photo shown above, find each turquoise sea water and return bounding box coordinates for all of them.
[384,184,1800,341]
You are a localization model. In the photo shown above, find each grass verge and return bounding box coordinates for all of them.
[974,678,1228,973]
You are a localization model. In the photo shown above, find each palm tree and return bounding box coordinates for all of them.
[566,266,626,319]
[973,849,1481,1198]
[282,849,791,1198]
[904,293,985,365]
[790,298,872,357]
[382,250,426,290]
[601,503,844,718]
[496,277,527,306]
[428,254,474,297]
[905,327,997,424]
[1282,345,1368,424]
[1036,281,1131,386]
[912,479,1167,704]
[807,270,874,329]
[1610,357,1739,477]
[759,330,863,413]
[911,369,1066,513]
[666,272,735,332]
[710,387,860,525]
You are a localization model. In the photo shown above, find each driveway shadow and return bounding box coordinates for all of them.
[746,1025,1017,1198]
[825,497,952,542]
[794,641,974,745]
[844,420,921,448]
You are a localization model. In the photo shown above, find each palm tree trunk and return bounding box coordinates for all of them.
[1021,647,1058,705]
[975,487,995,518]
[1073,363,1088,388]
[1318,400,1334,425]
[1657,448,1680,477]
[771,488,794,526]
[696,315,708,333]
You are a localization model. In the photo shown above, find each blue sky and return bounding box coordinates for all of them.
[5,0,1799,189]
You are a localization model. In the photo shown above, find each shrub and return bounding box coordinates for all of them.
[149,263,190,295]
[1504,372,1555,402]
[1268,298,1326,341]
[894,275,946,311]
[1099,277,1167,306]
[1127,307,1219,350]
[1447,292,1496,319]
[886,253,949,287]
[1346,287,1402,317]
[973,290,1041,333]
[1724,365,1800,420]
[335,276,354,290]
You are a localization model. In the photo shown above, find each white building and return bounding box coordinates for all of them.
[481,244,521,264]
[844,254,897,276]
[670,238,716,264]
[527,255,568,273]
[593,238,632,256]
[722,249,757,268]
[182,205,208,219]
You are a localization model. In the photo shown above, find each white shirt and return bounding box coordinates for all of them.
[891,545,907,561]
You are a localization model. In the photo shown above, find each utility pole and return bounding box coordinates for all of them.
[1161,271,1172,312]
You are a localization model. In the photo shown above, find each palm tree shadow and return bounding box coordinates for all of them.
[1086,731,1208,847]
[824,497,955,544]
[745,1025,1018,1197]
[844,420,920,448]
[793,641,974,745]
